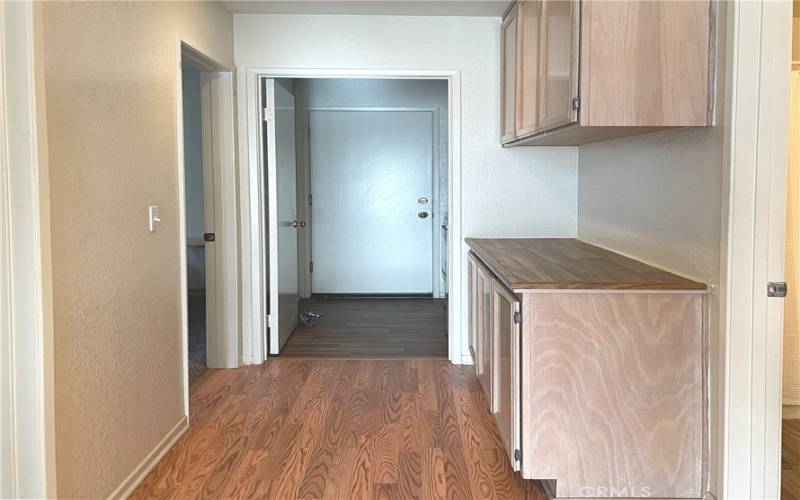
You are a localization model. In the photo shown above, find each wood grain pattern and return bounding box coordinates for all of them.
[500,0,713,147]
[491,280,521,472]
[783,418,800,500]
[466,238,706,290]
[537,0,579,130]
[130,359,548,499]
[280,298,448,358]
[501,5,519,143]
[580,0,711,127]
[520,292,705,498]
[515,0,542,137]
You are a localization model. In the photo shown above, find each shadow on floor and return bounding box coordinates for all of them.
[188,292,207,385]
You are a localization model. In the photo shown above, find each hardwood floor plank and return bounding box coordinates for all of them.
[397,449,423,499]
[421,448,447,500]
[280,298,448,358]
[296,447,339,499]
[130,359,546,499]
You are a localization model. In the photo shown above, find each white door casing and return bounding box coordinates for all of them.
[721,1,792,498]
[309,108,435,294]
[264,79,300,354]
[238,68,462,365]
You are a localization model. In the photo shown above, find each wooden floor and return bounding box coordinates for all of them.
[130,359,547,499]
[281,298,448,358]
[784,419,800,499]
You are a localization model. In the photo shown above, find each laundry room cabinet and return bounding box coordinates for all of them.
[501,0,716,146]
[466,238,709,499]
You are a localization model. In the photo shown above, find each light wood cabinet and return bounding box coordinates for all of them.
[537,0,578,131]
[466,239,708,499]
[468,253,493,404]
[501,0,715,146]
[467,257,478,363]
[491,280,521,472]
[501,6,519,142]
[514,0,541,136]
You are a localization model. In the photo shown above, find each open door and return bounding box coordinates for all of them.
[264,78,300,354]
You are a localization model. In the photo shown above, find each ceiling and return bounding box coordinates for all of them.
[222,0,507,17]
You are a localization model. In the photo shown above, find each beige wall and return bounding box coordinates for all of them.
[576,7,727,496]
[38,2,233,497]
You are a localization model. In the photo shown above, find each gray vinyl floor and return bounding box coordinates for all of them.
[280,297,448,358]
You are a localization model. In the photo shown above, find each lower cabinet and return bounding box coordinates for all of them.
[468,252,520,467]
[466,250,707,499]
[469,254,495,404]
[491,279,521,472]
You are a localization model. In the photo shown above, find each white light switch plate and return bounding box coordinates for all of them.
[148,205,160,233]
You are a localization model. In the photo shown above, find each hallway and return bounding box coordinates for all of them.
[130,359,546,499]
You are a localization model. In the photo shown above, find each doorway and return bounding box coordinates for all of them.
[177,43,239,400]
[783,23,800,498]
[248,75,454,360]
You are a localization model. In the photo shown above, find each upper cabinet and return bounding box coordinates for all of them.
[501,0,715,146]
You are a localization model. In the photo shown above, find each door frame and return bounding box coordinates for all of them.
[176,40,239,413]
[0,1,57,496]
[303,106,442,298]
[238,68,462,363]
[721,1,792,498]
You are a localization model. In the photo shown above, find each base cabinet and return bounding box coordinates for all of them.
[467,251,708,499]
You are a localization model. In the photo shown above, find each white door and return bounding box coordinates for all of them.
[310,109,434,294]
[265,79,299,354]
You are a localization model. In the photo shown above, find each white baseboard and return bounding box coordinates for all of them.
[107,415,189,500]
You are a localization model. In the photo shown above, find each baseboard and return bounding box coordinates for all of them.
[107,415,189,500]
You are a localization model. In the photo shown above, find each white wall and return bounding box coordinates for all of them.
[234,14,578,360]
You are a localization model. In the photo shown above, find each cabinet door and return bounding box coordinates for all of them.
[500,6,519,143]
[476,266,493,401]
[492,281,521,472]
[467,255,478,364]
[538,0,579,131]
[515,0,542,137]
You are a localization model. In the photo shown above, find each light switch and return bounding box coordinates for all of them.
[148,205,161,233]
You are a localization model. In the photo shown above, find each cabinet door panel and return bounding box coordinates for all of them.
[538,0,579,130]
[476,267,493,401]
[501,6,518,143]
[468,256,478,364]
[515,0,541,137]
[492,281,521,471]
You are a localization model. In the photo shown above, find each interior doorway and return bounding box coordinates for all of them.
[177,43,239,400]
[784,16,800,496]
[255,76,451,359]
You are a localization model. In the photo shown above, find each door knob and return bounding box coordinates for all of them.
[418,212,429,219]
[291,220,306,228]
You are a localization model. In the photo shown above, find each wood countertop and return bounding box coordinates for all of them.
[466,238,706,291]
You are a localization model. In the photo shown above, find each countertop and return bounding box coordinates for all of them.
[465,238,706,291]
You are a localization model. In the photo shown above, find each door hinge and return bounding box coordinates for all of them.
[768,281,788,298]
[514,449,521,462]
[263,107,274,122]
[571,96,580,111]
[513,311,522,324]
[310,261,314,273]
[308,194,313,206]
[267,314,276,328]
